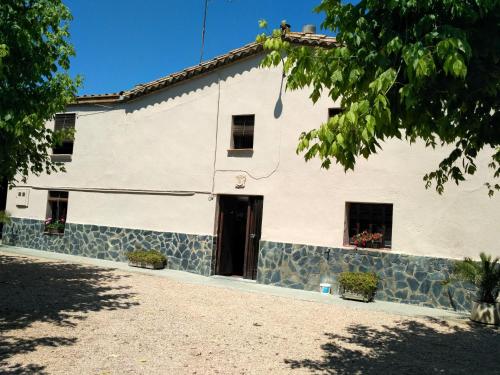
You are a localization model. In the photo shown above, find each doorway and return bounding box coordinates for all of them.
[215,195,263,280]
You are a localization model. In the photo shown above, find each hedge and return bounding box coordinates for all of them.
[126,250,166,267]
[338,272,379,297]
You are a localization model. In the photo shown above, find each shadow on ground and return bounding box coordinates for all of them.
[285,317,499,374]
[0,254,138,374]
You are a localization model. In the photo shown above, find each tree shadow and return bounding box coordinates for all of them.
[0,254,139,374]
[285,317,500,374]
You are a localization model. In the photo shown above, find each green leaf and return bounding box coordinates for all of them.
[365,115,376,135]
[362,128,370,142]
[336,133,345,146]
[324,127,334,143]
[346,110,356,124]
[258,19,268,29]
[332,70,343,82]
[452,57,467,78]
[444,53,467,79]
[386,36,402,54]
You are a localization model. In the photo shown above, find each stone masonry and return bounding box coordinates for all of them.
[2,217,214,276]
[3,218,474,311]
[257,240,474,312]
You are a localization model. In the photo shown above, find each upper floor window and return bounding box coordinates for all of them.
[346,202,393,249]
[328,107,342,119]
[231,115,254,150]
[45,191,68,234]
[52,113,75,161]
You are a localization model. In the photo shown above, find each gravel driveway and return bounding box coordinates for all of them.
[0,251,498,375]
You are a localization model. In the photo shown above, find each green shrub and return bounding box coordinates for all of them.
[338,272,379,297]
[450,252,500,303]
[126,250,166,267]
[0,211,11,224]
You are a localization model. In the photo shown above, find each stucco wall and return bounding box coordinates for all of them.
[5,54,500,260]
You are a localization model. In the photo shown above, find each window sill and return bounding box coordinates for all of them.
[343,244,392,252]
[227,148,253,157]
[50,154,72,163]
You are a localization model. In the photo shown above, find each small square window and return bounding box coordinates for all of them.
[45,191,69,234]
[52,113,75,158]
[231,115,254,150]
[328,107,342,119]
[345,202,393,248]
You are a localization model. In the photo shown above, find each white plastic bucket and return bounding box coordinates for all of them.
[320,283,331,295]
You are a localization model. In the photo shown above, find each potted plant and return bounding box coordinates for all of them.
[338,272,379,302]
[127,250,167,270]
[449,252,500,326]
[45,217,65,234]
[352,231,384,249]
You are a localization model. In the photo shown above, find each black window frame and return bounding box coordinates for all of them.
[346,202,393,248]
[231,114,255,150]
[328,107,343,119]
[45,191,69,234]
[52,113,76,156]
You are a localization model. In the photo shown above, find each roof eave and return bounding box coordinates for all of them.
[71,94,122,106]
[72,32,337,105]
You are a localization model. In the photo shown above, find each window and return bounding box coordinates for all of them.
[52,113,75,160]
[231,115,254,150]
[346,202,393,248]
[328,107,343,119]
[45,191,68,234]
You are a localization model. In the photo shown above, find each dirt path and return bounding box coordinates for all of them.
[0,252,498,374]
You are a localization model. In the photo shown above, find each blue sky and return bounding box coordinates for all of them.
[64,0,330,95]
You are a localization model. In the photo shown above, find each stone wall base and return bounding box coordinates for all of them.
[257,240,474,312]
[3,218,475,311]
[2,218,214,276]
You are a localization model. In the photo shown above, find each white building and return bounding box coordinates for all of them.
[3,32,498,311]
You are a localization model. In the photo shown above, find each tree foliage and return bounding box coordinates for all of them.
[0,0,81,185]
[257,0,500,195]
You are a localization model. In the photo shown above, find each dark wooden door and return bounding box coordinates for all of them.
[215,197,225,276]
[243,196,263,279]
[216,195,263,279]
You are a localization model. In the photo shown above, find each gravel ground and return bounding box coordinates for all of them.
[0,252,498,375]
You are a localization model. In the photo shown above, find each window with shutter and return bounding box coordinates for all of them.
[52,113,75,160]
[231,115,254,150]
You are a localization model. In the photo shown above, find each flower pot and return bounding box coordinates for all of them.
[47,228,59,235]
[470,301,500,326]
[341,290,373,302]
[339,285,375,302]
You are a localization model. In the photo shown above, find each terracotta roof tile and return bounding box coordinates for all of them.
[122,41,263,101]
[283,31,338,47]
[73,32,337,105]
[74,92,122,104]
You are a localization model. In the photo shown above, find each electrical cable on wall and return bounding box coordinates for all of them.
[210,72,285,189]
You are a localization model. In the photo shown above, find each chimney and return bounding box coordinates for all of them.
[302,24,316,34]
